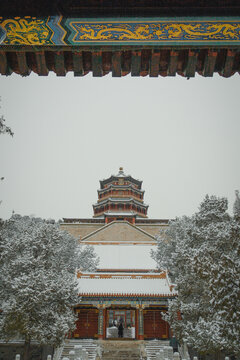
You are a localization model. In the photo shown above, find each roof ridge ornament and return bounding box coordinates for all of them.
[117,166,125,177]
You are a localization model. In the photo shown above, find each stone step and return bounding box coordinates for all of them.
[145,342,172,360]
[102,356,140,358]
[60,339,98,360]
[102,352,140,359]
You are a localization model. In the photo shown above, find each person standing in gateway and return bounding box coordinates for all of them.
[118,320,124,338]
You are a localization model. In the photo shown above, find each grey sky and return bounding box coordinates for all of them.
[0,73,239,221]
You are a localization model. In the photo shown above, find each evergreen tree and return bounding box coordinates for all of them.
[0,109,13,187]
[0,114,13,136]
[152,195,240,357]
[233,190,240,218]
[0,215,99,360]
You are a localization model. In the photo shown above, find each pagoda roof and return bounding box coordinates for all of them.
[103,211,136,217]
[98,183,144,194]
[93,211,147,218]
[100,168,142,189]
[94,197,148,207]
[101,211,146,218]
[62,217,169,224]
[77,271,176,297]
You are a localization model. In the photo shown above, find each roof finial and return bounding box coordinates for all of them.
[117,167,125,177]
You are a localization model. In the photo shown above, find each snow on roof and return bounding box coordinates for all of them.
[98,184,144,193]
[77,272,176,297]
[103,211,136,216]
[115,168,127,177]
[94,198,148,206]
[93,244,157,269]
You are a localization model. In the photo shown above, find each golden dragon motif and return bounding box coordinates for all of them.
[162,23,240,39]
[1,18,240,45]
[0,18,50,45]
[76,24,152,40]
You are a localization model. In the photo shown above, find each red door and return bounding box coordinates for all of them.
[73,308,98,338]
[143,309,169,339]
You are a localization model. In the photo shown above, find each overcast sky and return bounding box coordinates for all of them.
[0,72,239,221]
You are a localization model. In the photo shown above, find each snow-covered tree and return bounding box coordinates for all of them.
[0,114,13,137]
[233,190,240,218]
[0,109,13,188]
[0,215,99,360]
[152,194,240,357]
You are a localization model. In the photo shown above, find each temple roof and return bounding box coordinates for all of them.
[92,244,157,267]
[102,211,137,217]
[115,168,126,177]
[100,168,142,189]
[98,184,144,194]
[94,198,147,207]
[77,271,176,297]
[62,217,169,224]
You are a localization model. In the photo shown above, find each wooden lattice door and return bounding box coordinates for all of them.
[143,309,169,339]
[73,308,98,338]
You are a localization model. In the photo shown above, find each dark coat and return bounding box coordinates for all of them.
[118,323,123,337]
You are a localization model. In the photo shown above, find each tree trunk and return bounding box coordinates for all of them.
[23,338,31,360]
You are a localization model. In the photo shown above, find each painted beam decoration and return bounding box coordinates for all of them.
[1,16,240,46]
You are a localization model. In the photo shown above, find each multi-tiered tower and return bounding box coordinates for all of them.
[61,168,174,342]
[93,167,148,224]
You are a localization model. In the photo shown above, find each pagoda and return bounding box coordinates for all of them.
[93,167,148,224]
[61,169,175,341]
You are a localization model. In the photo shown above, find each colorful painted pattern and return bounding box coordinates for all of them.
[66,20,240,43]
[0,17,240,45]
[0,17,52,45]
[80,296,169,308]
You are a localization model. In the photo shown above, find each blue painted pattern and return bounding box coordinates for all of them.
[1,17,240,46]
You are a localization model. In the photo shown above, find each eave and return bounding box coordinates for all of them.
[100,175,142,188]
[93,197,148,207]
[1,15,240,78]
[98,184,145,194]
[78,292,177,298]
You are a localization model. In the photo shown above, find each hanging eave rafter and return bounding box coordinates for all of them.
[1,1,240,78]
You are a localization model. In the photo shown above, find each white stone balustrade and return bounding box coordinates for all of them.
[82,348,89,360]
[159,349,164,360]
[69,350,75,360]
[173,351,180,360]
[74,344,83,358]
[163,346,169,359]
[168,346,173,360]
[148,350,232,360]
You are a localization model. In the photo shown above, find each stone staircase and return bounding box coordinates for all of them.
[145,340,171,360]
[57,339,171,360]
[100,340,146,360]
[60,339,98,360]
